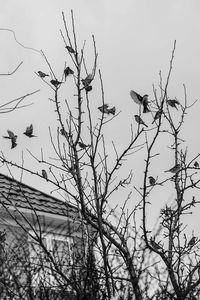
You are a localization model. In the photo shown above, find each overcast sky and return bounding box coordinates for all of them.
[0,0,200,229]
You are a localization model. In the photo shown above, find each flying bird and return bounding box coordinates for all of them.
[23,124,36,138]
[166,99,180,110]
[38,71,49,78]
[130,90,150,113]
[50,79,62,87]
[194,161,199,168]
[66,45,76,53]
[188,236,197,247]
[134,115,148,127]
[3,130,17,149]
[149,176,156,185]
[42,169,48,180]
[64,67,74,80]
[152,110,162,124]
[165,164,181,173]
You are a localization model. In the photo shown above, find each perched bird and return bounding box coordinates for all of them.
[66,45,76,53]
[152,110,162,124]
[150,238,162,250]
[3,130,17,149]
[60,128,68,138]
[38,71,49,78]
[64,67,74,80]
[42,169,48,180]
[50,79,62,87]
[23,124,36,138]
[165,164,181,173]
[166,99,180,110]
[85,85,92,92]
[149,176,156,185]
[188,236,197,247]
[194,161,199,168]
[98,104,109,113]
[130,90,150,113]
[82,74,93,88]
[134,115,148,127]
[98,104,116,115]
[78,142,90,149]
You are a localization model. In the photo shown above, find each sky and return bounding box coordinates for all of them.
[0,0,200,231]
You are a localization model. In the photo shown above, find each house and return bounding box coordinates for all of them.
[0,173,91,299]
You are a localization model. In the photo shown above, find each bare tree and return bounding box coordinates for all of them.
[1,11,200,300]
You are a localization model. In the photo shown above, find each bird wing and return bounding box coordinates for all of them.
[26,124,33,135]
[130,90,142,104]
[7,130,14,138]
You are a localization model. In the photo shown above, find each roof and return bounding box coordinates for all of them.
[0,173,77,218]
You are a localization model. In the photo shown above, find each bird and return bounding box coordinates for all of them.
[149,176,156,185]
[64,67,74,80]
[78,142,90,149]
[130,90,150,113]
[194,161,199,168]
[165,164,181,173]
[166,99,180,110]
[98,104,116,115]
[60,128,68,138]
[3,130,17,149]
[85,85,92,92]
[82,74,93,88]
[98,104,109,113]
[23,124,36,138]
[188,236,197,247]
[152,110,162,124]
[42,169,48,180]
[50,79,62,87]
[66,45,76,53]
[107,107,116,115]
[150,238,162,250]
[37,71,49,78]
[134,115,148,127]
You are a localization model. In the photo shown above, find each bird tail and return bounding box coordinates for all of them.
[143,106,150,113]
[108,107,116,115]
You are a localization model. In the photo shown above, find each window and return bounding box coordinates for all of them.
[28,231,73,287]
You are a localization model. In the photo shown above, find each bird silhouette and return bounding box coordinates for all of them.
[150,238,162,250]
[23,124,36,138]
[82,74,93,88]
[38,71,49,78]
[85,85,92,92]
[50,79,62,87]
[134,115,148,127]
[66,45,76,53]
[194,161,199,168]
[64,67,74,80]
[149,176,156,185]
[165,164,181,173]
[60,128,68,138]
[98,104,116,115]
[3,130,17,149]
[42,169,48,180]
[152,110,162,124]
[78,142,90,149]
[188,236,197,247]
[166,99,180,110]
[130,90,150,113]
